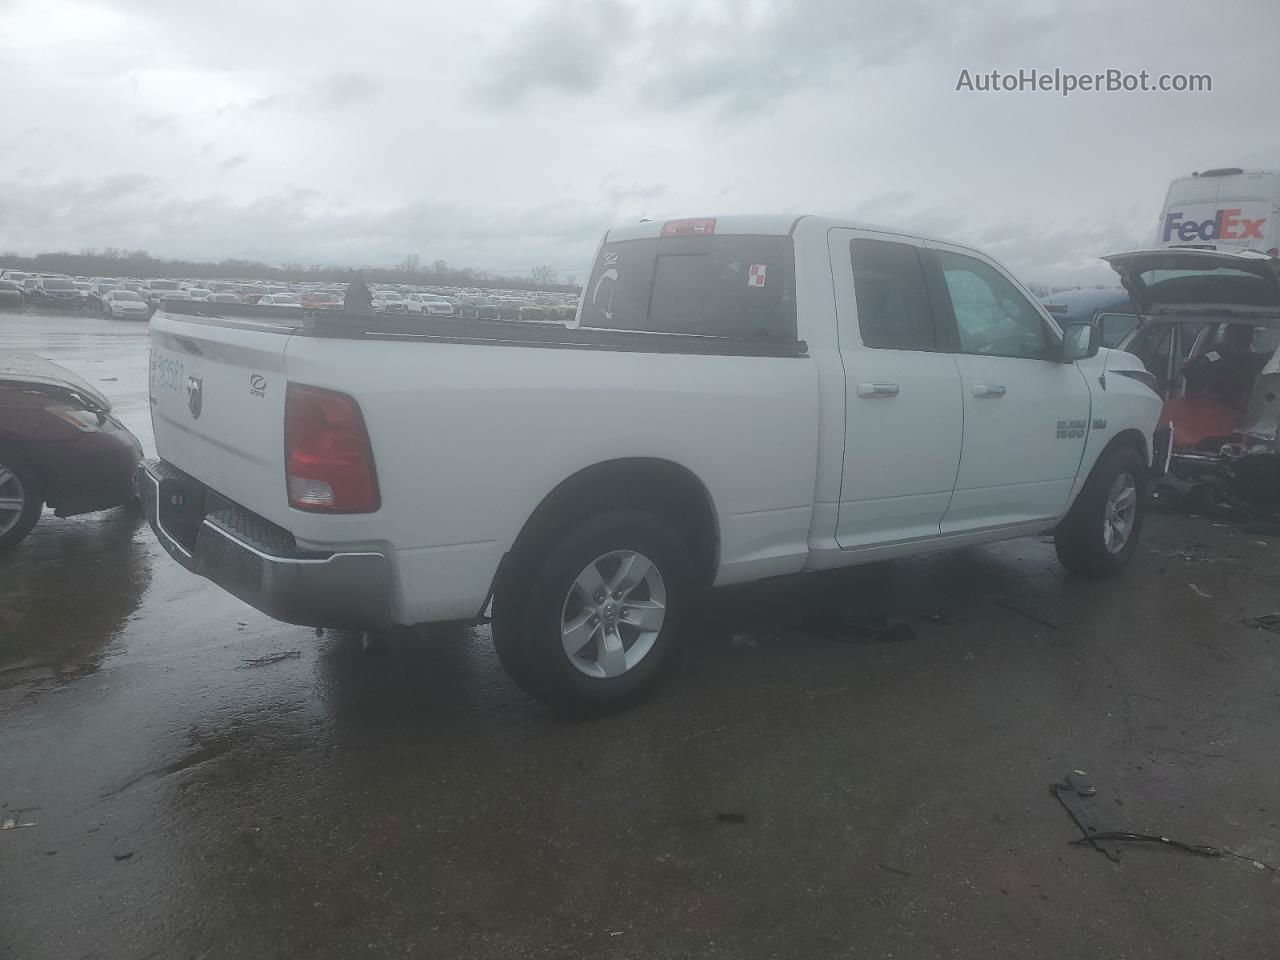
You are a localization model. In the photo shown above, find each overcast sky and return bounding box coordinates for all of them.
[1,0,1277,284]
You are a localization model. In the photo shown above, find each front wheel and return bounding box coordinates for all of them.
[492,509,694,713]
[1055,446,1147,577]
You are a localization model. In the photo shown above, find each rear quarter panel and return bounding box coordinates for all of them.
[281,337,821,623]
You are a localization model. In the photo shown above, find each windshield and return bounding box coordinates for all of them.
[150,280,179,290]
[42,279,76,290]
[110,290,142,301]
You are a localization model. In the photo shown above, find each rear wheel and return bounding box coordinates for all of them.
[492,509,694,713]
[1055,446,1147,577]
[0,449,43,552]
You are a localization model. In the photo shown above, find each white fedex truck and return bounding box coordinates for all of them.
[1158,167,1279,255]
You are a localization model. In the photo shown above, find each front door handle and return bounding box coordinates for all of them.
[857,382,900,398]
[972,384,1007,398]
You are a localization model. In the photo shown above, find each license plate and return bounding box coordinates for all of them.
[149,349,186,394]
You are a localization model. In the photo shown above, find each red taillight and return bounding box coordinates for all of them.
[661,217,716,237]
[284,383,379,513]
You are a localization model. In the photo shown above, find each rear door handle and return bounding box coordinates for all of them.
[856,382,900,398]
[972,384,1007,398]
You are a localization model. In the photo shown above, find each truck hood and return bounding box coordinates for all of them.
[1103,247,1280,320]
[0,353,112,412]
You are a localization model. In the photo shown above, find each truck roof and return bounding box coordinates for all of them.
[603,214,962,248]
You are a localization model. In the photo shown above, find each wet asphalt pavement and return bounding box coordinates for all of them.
[2,309,1279,959]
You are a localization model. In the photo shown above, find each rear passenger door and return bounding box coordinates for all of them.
[925,242,1093,533]
[829,229,964,549]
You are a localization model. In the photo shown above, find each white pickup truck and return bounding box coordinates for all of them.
[141,215,1164,710]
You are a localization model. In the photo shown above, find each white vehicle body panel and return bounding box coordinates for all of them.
[924,239,1092,532]
[147,214,1163,628]
[825,227,963,548]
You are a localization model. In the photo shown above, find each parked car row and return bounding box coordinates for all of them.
[0,268,582,325]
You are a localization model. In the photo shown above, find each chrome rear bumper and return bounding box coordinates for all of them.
[137,460,393,629]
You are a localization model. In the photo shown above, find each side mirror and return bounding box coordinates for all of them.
[1060,321,1100,362]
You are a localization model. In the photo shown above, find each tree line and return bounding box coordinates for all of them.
[0,248,581,293]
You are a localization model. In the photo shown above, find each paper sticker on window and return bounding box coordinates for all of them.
[748,264,767,287]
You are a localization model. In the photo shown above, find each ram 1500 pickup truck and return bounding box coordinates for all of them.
[140,215,1164,709]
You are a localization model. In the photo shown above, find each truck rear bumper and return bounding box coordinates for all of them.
[138,460,394,630]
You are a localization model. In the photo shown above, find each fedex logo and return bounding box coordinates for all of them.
[1162,208,1266,244]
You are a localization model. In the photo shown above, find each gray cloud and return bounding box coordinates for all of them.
[4,0,1280,286]
[218,71,381,117]
[133,113,180,134]
[476,0,631,105]
[0,175,605,273]
[311,71,381,108]
[478,0,1063,115]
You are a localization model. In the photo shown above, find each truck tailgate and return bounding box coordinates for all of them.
[149,312,293,525]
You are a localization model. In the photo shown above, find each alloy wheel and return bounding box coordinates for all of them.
[560,550,667,679]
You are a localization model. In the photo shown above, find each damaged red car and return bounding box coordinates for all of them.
[1107,247,1280,516]
[0,354,143,550]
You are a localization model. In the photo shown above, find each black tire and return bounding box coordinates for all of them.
[0,447,44,552]
[1055,445,1147,577]
[492,509,695,713]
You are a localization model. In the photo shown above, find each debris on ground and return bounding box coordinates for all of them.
[240,651,301,667]
[113,851,134,861]
[1188,584,1213,599]
[1241,613,1280,634]
[1051,771,1121,862]
[715,811,747,824]
[1052,771,1277,871]
[1068,832,1277,872]
[991,596,1060,631]
[878,863,913,877]
[1,817,37,830]
[729,633,758,648]
[1150,547,1239,563]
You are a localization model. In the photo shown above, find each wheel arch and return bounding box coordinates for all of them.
[1064,428,1150,517]
[1094,428,1150,469]
[489,458,721,608]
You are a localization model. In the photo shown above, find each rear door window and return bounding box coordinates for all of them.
[580,235,796,340]
[849,238,937,350]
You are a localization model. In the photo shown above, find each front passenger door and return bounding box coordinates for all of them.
[927,244,1093,534]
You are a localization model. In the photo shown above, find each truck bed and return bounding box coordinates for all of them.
[159,302,808,358]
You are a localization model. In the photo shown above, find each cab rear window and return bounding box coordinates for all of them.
[580,235,796,340]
